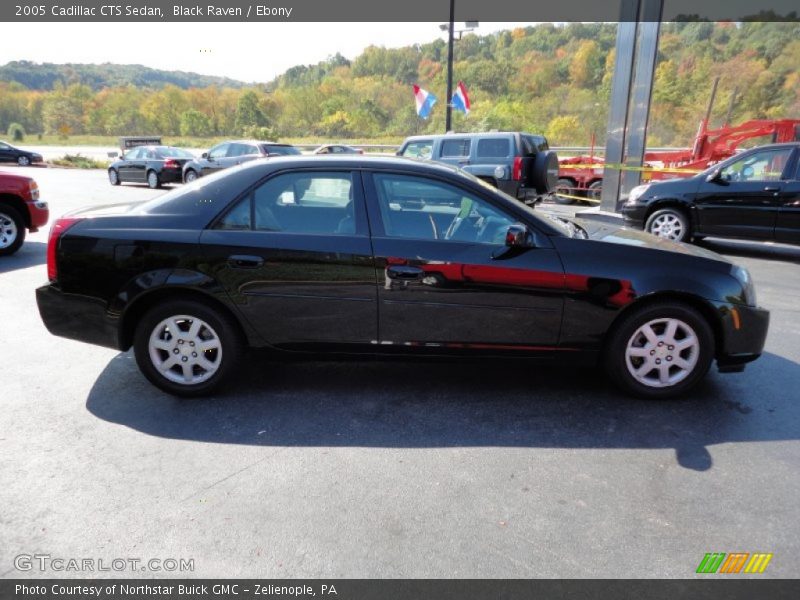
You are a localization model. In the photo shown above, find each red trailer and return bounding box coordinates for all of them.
[556,118,800,203]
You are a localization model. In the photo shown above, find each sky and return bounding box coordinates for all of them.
[2,22,534,83]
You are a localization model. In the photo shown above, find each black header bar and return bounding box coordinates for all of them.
[3,0,800,22]
[3,579,800,600]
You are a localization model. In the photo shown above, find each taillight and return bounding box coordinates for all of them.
[512,156,523,180]
[47,217,82,281]
[163,158,178,169]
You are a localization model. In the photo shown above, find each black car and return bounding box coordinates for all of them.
[622,142,800,244]
[108,146,195,189]
[182,140,301,183]
[37,156,768,399]
[0,140,43,166]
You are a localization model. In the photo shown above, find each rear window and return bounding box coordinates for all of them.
[262,145,301,156]
[441,139,470,158]
[522,135,548,154]
[476,139,510,159]
[158,147,194,159]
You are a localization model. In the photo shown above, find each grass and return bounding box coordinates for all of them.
[49,154,110,169]
[22,134,405,149]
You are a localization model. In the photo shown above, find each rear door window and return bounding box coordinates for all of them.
[217,172,358,235]
[440,139,471,158]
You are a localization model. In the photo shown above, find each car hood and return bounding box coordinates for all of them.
[642,174,702,197]
[574,218,730,263]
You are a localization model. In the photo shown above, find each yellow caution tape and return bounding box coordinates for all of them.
[559,163,703,175]
[552,192,601,204]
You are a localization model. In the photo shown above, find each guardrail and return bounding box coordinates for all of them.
[291,144,693,156]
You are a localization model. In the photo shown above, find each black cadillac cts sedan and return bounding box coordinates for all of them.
[37,156,769,398]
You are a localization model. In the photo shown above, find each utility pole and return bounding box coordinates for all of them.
[445,0,455,132]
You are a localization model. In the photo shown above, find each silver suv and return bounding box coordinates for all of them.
[397,132,559,202]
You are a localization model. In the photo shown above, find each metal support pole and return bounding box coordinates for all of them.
[445,0,455,133]
[619,1,663,203]
[600,0,663,212]
[599,0,639,212]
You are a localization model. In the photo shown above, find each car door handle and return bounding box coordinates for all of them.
[227,254,264,268]
[387,265,424,280]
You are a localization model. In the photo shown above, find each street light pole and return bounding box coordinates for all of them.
[445,0,455,132]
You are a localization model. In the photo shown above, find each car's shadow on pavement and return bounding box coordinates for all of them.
[697,238,800,264]
[85,350,800,472]
[0,241,46,273]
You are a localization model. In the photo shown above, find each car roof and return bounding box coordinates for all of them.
[221,140,291,146]
[401,132,523,141]
[236,154,466,176]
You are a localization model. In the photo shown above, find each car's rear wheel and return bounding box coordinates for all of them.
[604,302,714,399]
[183,169,198,183]
[554,178,577,205]
[0,205,26,256]
[108,168,120,186]
[645,207,690,242]
[146,170,160,189]
[587,180,603,201]
[17,155,30,167]
[133,299,243,397]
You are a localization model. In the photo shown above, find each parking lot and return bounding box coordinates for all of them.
[2,166,799,578]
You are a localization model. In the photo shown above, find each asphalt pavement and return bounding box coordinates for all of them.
[1,166,799,578]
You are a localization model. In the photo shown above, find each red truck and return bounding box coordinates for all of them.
[0,171,49,256]
[556,118,800,203]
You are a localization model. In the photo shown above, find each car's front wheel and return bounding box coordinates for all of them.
[604,301,714,399]
[645,207,690,242]
[0,205,26,256]
[108,168,120,186]
[133,299,243,397]
[17,155,31,167]
[146,170,160,189]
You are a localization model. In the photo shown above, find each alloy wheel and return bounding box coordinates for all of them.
[148,315,223,385]
[624,317,700,388]
[0,212,19,249]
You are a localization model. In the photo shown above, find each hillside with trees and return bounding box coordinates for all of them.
[1,22,798,146]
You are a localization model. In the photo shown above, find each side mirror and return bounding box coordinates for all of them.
[706,168,722,183]
[395,150,403,156]
[202,152,208,159]
[505,224,535,248]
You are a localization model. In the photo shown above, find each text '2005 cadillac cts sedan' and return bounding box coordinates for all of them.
[36,156,769,398]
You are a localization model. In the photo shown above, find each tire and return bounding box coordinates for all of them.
[133,299,244,397]
[554,178,577,205]
[604,301,714,399]
[183,169,198,184]
[645,207,691,242]
[17,155,30,167]
[0,205,26,256]
[587,180,603,201]
[531,150,559,194]
[146,170,160,189]
[108,168,120,186]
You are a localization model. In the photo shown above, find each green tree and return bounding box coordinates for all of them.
[7,122,25,141]
[235,90,267,134]
[179,109,212,136]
